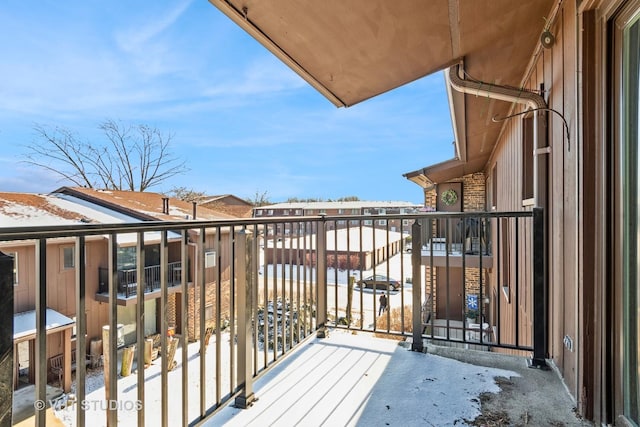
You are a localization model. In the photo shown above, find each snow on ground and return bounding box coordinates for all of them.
[263,251,417,286]
[209,330,518,427]
[52,330,516,427]
[54,333,237,426]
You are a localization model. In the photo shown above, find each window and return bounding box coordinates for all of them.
[255,209,263,216]
[351,209,359,214]
[378,219,387,226]
[403,219,409,226]
[337,220,346,225]
[338,209,345,214]
[62,246,74,269]
[617,7,640,421]
[267,209,274,215]
[522,115,535,201]
[295,209,302,215]
[492,165,498,209]
[7,252,17,285]
[364,209,371,215]
[350,220,359,225]
[117,246,136,270]
[283,210,289,216]
[379,209,386,215]
[364,220,373,226]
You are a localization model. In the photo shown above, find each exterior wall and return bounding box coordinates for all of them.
[7,239,110,360]
[186,280,231,341]
[425,173,486,212]
[461,173,486,212]
[424,266,484,320]
[481,0,582,412]
[199,197,253,218]
[256,203,419,235]
[423,173,488,323]
[7,230,234,358]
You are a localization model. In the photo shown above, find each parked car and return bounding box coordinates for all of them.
[356,275,400,291]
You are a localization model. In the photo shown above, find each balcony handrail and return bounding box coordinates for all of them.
[0,211,532,241]
[2,209,543,425]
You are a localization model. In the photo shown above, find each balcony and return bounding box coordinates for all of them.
[0,210,564,426]
[96,262,184,302]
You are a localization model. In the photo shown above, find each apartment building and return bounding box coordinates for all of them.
[254,201,421,237]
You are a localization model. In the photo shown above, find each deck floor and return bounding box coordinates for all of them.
[208,330,586,427]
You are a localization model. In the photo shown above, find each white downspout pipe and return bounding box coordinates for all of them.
[447,64,548,208]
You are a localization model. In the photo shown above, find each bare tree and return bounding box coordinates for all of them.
[24,119,188,191]
[168,186,206,202]
[246,190,271,207]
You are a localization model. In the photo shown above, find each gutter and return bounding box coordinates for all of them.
[446,64,548,208]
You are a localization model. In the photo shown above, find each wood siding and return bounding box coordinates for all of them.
[484,0,581,397]
[9,239,110,359]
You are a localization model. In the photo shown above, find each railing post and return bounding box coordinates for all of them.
[316,216,328,338]
[235,229,256,408]
[411,220,423,352]
[35,239,47,427]
[0,252,14,426]
[528,207,548,368]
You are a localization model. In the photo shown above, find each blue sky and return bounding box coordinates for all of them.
[0,1,454,205]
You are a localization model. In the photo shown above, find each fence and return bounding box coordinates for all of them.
[1,209,545,426]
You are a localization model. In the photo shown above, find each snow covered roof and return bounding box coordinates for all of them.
[0,191,181,245]
[0,193,117,227]
[14,308,75,342]
[54,187,237,221]
[265,226,407,251]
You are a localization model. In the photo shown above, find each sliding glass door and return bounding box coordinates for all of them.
[619,5,640,424]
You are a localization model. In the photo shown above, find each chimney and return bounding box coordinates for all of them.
[162,197,169,214]
[192,202,197,220]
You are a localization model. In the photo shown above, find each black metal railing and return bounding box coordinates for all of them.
[98,262,183,298]
[0,209,544,426]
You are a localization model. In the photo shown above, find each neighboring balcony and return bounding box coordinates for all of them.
[96,262,184,303]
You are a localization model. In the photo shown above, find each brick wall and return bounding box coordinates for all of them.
[422,172,487,320]
[461,173,486,212]
[424,172,486,212]
[186,280,231,341]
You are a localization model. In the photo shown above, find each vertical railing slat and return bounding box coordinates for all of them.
[35,239,47,427]
[234,229,255,408]
[515,217,520,348]
[106,234,118,427]
[181,230,189,426]
[75,236,87,427]
[316,217,327,338]
[411,221,423,352]
[160,230,168,427]
[529,207,548,368]
[215,226,222,404]
[198,226,206,418]
[135,232,145,427]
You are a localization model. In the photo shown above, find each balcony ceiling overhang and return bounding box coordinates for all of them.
[209,0,555,184]
[405,157,487,189]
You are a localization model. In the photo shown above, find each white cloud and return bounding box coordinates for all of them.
[114,0,193,54]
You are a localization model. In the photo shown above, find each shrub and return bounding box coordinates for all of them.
[374,305,413,339]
